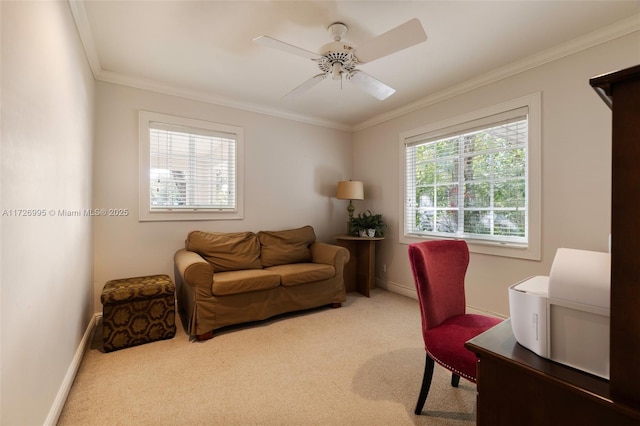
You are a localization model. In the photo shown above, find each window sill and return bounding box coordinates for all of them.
[138,210,243,222]
[400,234,540,261]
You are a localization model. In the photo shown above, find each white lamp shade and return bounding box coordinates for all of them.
[337,180,364,200]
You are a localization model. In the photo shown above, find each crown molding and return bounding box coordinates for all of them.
[67,0,351,131]
[68,0,101,78]
[353,14,640,131]
[96,70,353,131]
[68,0,638,134]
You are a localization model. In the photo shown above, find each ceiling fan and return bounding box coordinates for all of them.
[253,19,427,100]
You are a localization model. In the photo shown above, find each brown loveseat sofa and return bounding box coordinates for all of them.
[174,225,349,340]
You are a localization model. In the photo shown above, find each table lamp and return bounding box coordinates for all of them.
[337,180,364,232]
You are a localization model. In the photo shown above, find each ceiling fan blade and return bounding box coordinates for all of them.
[348,70,396,100]
[253,36,321,59]
[354,18,427,64]
[286,73,327,97]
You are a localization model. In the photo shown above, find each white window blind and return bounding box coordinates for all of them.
[149,123,236,210]
[405,107,529,245]
[400,93,541,260]
[139,111,244,221]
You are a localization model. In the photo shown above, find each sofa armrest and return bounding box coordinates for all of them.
[174,248,214,290]
[310,242,350,270]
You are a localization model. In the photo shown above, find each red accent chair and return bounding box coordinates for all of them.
[408,240,502,415]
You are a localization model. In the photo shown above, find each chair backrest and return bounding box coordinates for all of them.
[408,240,469,330]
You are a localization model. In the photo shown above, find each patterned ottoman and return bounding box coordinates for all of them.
[101,274,176,352]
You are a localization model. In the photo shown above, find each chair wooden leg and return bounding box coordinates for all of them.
[451,373,460,387]
[415,354,435,415]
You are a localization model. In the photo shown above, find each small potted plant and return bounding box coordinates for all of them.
[349,210,387,237]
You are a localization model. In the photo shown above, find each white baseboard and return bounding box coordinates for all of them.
[466,305,508,319]
[376,278,508,319]
[376,278,418,300]
[44,313,99,426]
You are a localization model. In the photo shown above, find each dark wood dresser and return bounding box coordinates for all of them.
[466,65,640,425]
[465,320,640,425]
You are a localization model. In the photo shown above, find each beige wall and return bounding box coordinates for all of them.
[92,82,353,311]
[354,32,640,317]
[2,3,637,423]
[1,2,95,424]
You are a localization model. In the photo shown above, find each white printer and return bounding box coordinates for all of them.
[508,248,611,379]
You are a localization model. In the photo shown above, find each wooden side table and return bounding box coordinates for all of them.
[334,235,383,297]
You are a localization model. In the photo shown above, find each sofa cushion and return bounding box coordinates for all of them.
[212,269,281,296]
[265,263,335,287]
[186,231,262,272]
[258,225,316,267]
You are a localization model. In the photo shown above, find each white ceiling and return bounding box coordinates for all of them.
[71,1,640,130]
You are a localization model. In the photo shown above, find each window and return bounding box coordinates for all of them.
[139,111,244,221]
[400,93,541,259]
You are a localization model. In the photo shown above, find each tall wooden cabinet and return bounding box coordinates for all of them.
[465,65,640,424]
[590,64,640,408]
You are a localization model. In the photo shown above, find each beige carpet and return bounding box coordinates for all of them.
[58,289,476,425]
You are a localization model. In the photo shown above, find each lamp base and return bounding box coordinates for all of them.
[347,200,355,234]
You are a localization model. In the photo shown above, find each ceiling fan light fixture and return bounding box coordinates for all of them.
[332,62,342,80]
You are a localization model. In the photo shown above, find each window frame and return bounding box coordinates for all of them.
[399,93,541,260]
[138,111,244,222]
